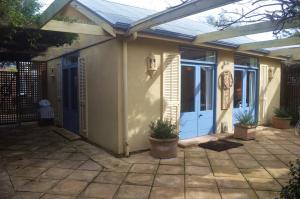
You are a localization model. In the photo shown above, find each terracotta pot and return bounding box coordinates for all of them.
[272,116,292,129]
[234,125,256,140]
[149,136,178,159]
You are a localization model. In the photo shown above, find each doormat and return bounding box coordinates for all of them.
[199,140,243,152]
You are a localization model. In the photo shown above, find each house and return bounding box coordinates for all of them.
[38,0,283,155]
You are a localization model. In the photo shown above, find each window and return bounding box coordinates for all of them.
[181,66,195,112]
[181,48,216,63]
[234,70,243,108]
[64,54,78,66]
[200,67,213,111]
[246,71,255,107]
[234,55,258,67]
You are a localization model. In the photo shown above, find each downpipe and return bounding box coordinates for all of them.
[122,40,130,157]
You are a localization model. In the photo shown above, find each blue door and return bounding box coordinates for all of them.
[180,63,215,139]
[62,53,79,133]
[233,68,257,124]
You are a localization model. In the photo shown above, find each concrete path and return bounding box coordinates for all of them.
[0,126,299,199]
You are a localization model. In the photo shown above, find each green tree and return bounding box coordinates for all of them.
[0,0,77,57]
[0,0,41,26]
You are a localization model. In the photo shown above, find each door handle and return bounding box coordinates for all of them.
[199,114,203,117]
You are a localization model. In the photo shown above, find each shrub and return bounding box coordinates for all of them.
[234,110,257,127]
[280,159,300,199]
[149,120,178,139]
[274,108,291,118]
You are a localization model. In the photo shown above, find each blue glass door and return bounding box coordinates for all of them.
[233,68,257,124]
[180,65,198,139]
[180,64,215,139]
[198,66,214,135]
[62,54,79,133]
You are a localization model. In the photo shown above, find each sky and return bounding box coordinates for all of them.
[39,0,275,41]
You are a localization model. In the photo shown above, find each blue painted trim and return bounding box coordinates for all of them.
[181,59,216,66]
[234,64,259,69]
[212,64,217,135]
[213,50,219,134]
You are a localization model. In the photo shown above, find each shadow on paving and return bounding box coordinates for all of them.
[0,125,299,199]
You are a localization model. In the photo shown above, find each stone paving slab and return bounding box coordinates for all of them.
[0,126,299,198]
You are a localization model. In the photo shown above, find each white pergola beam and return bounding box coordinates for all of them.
[291,54,300,60]
[238,37,300,51]
[127,0,242,35]
[39,0,73,27]
[41,20,106,36]
[194,20,300,44]
[70,2,116,37]
[269,47,300,57]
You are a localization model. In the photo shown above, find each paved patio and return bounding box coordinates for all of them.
[0,126,299,199]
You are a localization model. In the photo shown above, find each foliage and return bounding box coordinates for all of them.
[204,0,300,37]
[149,120,178,139]
[280,159,300,199]
[274,108,291,118]
[0,0,78,57]
[234,110,257,127]
[0,0,41,26]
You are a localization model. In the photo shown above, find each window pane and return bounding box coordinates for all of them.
[234,71,243,108]
[234,55,258,67]
[201,67,213,111]
[64,54,78,65]
[246,71,255,107]
[181,48,216,63]
[181,66,195,112]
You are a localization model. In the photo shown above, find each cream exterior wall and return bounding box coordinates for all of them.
[47,58,62,126]
[127,38,179,152]
[215,51,235,133]
[80,39,123,154]
[214,53,281,133]
[259,57,281,124]
[46,39,123,154]
[127,41,282,151]
[46,36,282,154]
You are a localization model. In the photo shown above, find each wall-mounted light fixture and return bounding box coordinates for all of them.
[49,67,55,77]
[147,53,158,78]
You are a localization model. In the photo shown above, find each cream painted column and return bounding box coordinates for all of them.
[216,51,235,133]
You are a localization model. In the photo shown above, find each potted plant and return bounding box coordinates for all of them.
[149,119,179,159]
[272,108,292,129]
[234,110,257,140]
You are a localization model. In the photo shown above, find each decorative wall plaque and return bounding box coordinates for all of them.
[221,71,233,110]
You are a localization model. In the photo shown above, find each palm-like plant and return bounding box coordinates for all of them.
[234,110,257,127]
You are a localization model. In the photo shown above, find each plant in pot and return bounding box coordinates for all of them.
[272,108,292,129]
[149,119,179,159]
[234,110,257,140]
